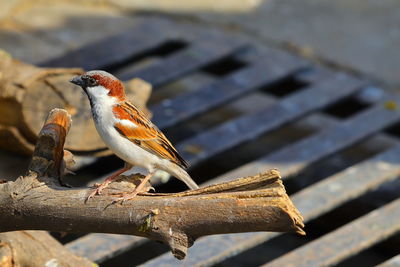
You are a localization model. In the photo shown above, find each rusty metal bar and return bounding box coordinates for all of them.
[267,197,400,267]
[142,145,400,266]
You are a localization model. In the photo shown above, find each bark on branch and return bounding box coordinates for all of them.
[0,109,305,260]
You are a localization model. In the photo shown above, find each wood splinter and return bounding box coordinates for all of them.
[0,109,305,260]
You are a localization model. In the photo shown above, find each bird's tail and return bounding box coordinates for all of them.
[161,162,199,190]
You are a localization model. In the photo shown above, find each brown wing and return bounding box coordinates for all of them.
[113,102,189,168]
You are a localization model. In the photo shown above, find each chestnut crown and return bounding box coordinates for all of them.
[70,70,125,99]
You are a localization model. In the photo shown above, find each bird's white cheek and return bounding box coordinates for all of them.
[86,86,110,100]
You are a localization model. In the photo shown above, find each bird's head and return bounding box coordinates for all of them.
[70,70,125,101]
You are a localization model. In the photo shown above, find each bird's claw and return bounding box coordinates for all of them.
[112,190,141,204]
[85,184,105,202]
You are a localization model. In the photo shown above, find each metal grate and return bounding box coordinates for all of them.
[40,17,400,266]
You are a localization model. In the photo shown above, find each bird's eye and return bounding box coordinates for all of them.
[87,77,97,86]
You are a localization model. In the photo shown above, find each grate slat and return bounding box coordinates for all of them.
[39,21,168,69]
[213,97,400,183]
[142,145,400,266]
[177,74,365,166]
[65,234,146,263]
[151,55,308,129]
[118,37,247,86]
[39,20,247,89]
[266,197,400,267]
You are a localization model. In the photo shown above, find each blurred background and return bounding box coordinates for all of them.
[1,1,400,266]
[1,0,399,88]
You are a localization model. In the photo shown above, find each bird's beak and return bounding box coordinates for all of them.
[70,75,85,87]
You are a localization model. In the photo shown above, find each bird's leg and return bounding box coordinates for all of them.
[86,164,132,201]
[114,170,155,203]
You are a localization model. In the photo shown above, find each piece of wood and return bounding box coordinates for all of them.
[0,109,304,260]
[0,124,34,155]
[28,108,71,180]
[0,170,304,260]
[0,231,94,267]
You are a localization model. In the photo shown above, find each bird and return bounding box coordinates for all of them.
[70,70,199,202]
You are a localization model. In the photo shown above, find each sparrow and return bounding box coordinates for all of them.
[70,70,199,201]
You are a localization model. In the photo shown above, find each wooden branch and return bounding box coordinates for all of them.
[0,109,305,260]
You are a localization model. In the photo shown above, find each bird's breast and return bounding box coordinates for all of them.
[90,100,160,170]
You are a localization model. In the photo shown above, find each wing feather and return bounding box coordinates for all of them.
[113,103,189,168]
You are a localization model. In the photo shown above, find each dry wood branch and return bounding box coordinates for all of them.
[0,109,305,260]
